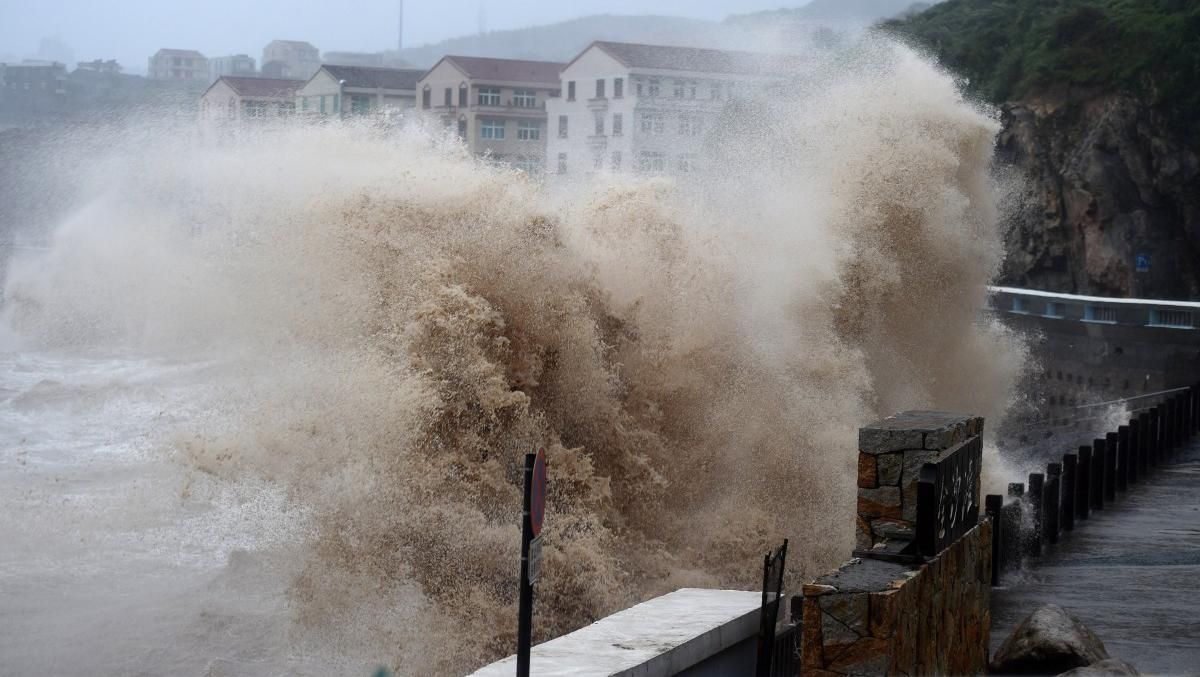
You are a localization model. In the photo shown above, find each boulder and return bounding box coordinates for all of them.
[991,605,1110,675]
[1057,658,1140,676]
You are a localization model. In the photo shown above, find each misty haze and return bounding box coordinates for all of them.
[2,1,1198,676]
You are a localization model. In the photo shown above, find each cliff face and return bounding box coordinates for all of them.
[997,88,1200,299]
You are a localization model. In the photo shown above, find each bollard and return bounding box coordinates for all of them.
[986,494,1003,585]
[1128,419,1141,485]
[1105,431,1118,501]
[1061,454,1077,531]
[1147,405,1156,468]
[1001,499,1024,574]
[1117,426,1130,492]
[1167,397,1176,453]
[1027,473,1044,557]
[1091,438,1106,510]
[1045,463,1061,544]
[1077,446,1092,520]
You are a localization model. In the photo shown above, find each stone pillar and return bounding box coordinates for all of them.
[856,411,985,552]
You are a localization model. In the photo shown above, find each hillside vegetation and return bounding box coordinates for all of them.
[884,0,1200,132]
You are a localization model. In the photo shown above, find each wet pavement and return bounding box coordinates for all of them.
[990,442,1200,676]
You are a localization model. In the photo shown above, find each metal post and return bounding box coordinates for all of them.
[1149,408,1160,468]
[1128,419,1140,485]
[1077,446,1091,520]
[1061,453,1077,531]
[1045,463,1061,544]
[1027,473,1044,556]
[1091,438,1106,510]
[1166,398,1176,454]
[986,494,1003,585]
[517,454,534,677]
[1117,426,1130,492]
[1104,431,1118,501]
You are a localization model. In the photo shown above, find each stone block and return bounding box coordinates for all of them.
[859,426,924,455]
[858,454,878,488]
[857,486,902,520]
[828,637,892,675]
[804,583,838,597]
[876,452,903,485]
[820,592,869,636]
[801,596,825,670]
[869,518,914,542]
[868,590,897,638]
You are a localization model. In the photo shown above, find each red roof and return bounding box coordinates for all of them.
[213,76,302,98]
[440,55,564,84]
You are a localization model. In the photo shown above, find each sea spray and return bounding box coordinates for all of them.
[1,37,1026,674]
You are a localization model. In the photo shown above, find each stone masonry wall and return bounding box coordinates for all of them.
[800,521,992,676]
[857,412,985,552]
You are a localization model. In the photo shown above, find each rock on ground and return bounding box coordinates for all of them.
[1057,658,1140,676]
[991,604,1110,675]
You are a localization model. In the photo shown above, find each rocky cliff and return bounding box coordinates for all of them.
[997,88,1200,299]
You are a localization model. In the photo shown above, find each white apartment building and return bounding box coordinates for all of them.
[209,54,256,81]
[546,41,797,180]
[200,76,301,121]
[418,55,564,174]
[262,40,321,80]
[148,49,208,80]
[296,65,424,118]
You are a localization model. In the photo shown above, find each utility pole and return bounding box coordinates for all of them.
[397,0,404,51]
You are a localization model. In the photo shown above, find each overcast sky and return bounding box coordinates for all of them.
[1,0,807,70]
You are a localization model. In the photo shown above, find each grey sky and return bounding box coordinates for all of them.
[1,0,807,71]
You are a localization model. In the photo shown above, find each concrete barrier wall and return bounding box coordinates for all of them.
[801,411,992,676]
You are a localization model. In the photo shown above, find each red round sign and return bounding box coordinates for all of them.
[530,448,547,537]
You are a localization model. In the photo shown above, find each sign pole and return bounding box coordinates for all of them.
[517,449,546,677]
[517,453,533,677]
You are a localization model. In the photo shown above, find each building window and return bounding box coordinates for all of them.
[636,81,643,96]
[614,78,623,98]
[558,115,568,138]
[1149,309,1193,328]
[640,112,663,134]
[648,79,660,97]
[689,82,698,98]
[612,113,623,136]
[638,151,666,173]
[513,89,537,108]
[480,119,505,139]
[595,78,605,99]
[1083,304,1117,323]
[594,113,604,136]
[518,120,541,140]
[444,87,452,106]
[611,150,622,170]
[459,84,468,107]
[1045,302,1065,318]
[302,96,309,111]
[458,117,467,139]
[711,82,722,99]
[677,154,696,173]
[594,153,604,170]
[514,155,542,174]
[478,87,501,106]
[320,95,326,114]
[351,94,371,114]
[567,81,576,101]
[673,80,685,98]
[558,152,568,175]
[1011,297,1028,313]
[679,114,701,136]
[422,86,431,108]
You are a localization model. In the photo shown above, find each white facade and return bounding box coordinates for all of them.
[296,66,422,119]
[148,49,208,80]
[199,76,300,123]
[546,42,792,182]
[209,54,256,81]
[262,40,320,80]
[417,56,563,174]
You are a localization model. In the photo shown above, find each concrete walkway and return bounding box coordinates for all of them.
[991,442,1200,675]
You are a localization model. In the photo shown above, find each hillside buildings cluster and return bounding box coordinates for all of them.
[2,35,799,183]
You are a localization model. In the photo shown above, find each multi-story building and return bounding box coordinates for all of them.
[418,55,563,173]
[76,59,122,74]
[209,54,257,81]
[0,61,68,116]
[261,40,320,80]
[296,65,424,118]
[200,76,301,121]
[323,51,385,68]
[147,49,208,80]
[546,41,797,180]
